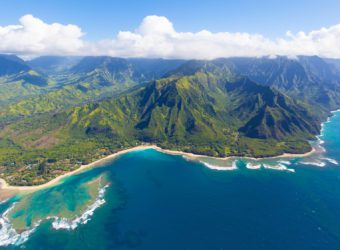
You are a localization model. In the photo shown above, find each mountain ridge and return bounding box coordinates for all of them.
[0,54,338,185]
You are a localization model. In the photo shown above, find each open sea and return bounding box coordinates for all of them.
[0,111,340,249]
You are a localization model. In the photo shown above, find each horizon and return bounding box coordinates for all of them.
[2,53,338,61]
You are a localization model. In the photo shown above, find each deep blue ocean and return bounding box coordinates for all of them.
[0,111,339,249]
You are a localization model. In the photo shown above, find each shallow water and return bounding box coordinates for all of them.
[1,111,340,249]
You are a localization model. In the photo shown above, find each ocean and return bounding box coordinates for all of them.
[0,111,339,249]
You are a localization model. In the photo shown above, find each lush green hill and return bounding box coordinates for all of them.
[219,56,340,110]
[69,56,185,86]
[0,54,48,86]
[0,55,338,185]
[0,54,30,75]
[0,69,323,185]
[28,56,82,75]
[0,55,52,106]
[0,57,186,124]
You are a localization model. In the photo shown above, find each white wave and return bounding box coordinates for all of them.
[319,139,325,145]
[317,110,340,141]
[318,145,326,153]
[278,160,292,165]
[300,161,326,167]
[245,163,261,170]
[321,158,338,165]
[51,184,109,230]
[200,160,237,171]
[331,109,340,113]
[0,203,40,247]
[0,184,109,246]
[263,164,295,173]
[0,198,9,205]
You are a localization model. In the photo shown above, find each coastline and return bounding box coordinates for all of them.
[0,144,316,195]
[1,110,338,197]
[157,146,316,160]
[0,145,159,195]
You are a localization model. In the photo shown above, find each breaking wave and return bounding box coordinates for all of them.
[0,203,40,247]
[263,164,295,173]
[245,163,261,169]
[321,157,338,165]
[51,184,109,230]
[278,160,292,165]
[0,184,109,246]
[300,161,326,167]
[200,160,238,171]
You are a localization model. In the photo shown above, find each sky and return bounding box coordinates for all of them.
[0,0,340,58]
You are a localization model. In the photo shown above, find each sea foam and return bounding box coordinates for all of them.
[321,158,338,165]
[278,160,292,165]
[51,184,109,230]
[263,164,295,173]
[300,161,326,167]
[0,204,40,247]
[245,163,261,170]
[0,184,109,246]
[200,160,237,171]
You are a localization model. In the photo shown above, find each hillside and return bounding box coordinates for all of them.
[221,56,340,109]
[0,70,323,185]
[0,57,185,124]
[0,55,338,185]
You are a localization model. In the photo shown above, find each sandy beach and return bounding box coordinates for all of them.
[158,145,316,160]
[0,144,316,198]
[0,145,159,195]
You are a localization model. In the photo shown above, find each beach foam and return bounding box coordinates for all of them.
[0,204,40,247]
[278,160,292,165]
[315,114,333,150]
[263,164,295,173]
[300,161,326,167]
[0,198,9,205]
[51,184,109,230]
[245,163,261,170]
[321,158,338,165]
[200,160,237,171]
[0,184,109,246]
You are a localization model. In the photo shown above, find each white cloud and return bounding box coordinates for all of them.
[0,14,85,56]
[1,14,340,59]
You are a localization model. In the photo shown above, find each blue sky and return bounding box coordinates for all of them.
[1,0,340,40]
[0,0,339,58]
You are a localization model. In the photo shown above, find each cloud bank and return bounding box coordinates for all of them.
[0,14,340,59]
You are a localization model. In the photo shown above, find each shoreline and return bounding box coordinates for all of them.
[156,146,316,161]
[1,110,338,197]
[0,145,158,194]
[0,144,316,195]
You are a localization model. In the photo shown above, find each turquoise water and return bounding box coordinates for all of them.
[0,111,340,249]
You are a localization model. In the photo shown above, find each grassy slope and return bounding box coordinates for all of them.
[0,72,323,185]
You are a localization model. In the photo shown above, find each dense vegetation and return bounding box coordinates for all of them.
[0,56,184,124]
[0,55,338,185]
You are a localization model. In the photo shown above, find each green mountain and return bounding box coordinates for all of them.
[0,54,51,107]
[4,55,337,126]
[0,55,338,185]
[0,54,48,86]
[0,54,30,75]
[217,56,340,110]
[323,58,340,72]
[0,67,323,185]
[28,56,82,75]
[69,56,185,86]
[0,57,185,124]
